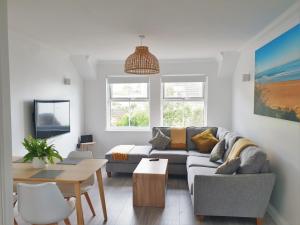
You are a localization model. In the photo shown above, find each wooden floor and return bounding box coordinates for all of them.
[15,172,276,225]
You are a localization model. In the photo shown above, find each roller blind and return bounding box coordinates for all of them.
[161,75,207,83]
[107,76,149,84]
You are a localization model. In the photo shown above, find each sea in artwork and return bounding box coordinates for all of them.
[254,23,300,122]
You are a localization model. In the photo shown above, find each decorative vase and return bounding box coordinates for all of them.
[32,157,46,169]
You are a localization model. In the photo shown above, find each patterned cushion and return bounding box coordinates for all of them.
[210,139,226,162]
[215,157,241,174]
[152,127,171,148]
[149,129,171,150]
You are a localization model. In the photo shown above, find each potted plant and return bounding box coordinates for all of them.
[22,136,63,169]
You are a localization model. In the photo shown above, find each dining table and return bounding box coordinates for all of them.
[12,157,108,225]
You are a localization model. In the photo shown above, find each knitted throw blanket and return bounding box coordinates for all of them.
[226,138,257,161]
[112,145,135,161]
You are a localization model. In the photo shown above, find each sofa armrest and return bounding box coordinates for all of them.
[193,173,275,218]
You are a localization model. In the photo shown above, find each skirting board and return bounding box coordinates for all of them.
[267,204,290,225]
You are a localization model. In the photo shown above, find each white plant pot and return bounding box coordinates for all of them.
[32,157,46,169]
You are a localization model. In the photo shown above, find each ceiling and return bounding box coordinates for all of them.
[8,0,296,60]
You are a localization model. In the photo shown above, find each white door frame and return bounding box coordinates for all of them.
[0,0,13,224]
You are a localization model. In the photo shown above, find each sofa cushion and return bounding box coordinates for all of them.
[105,145,152,164]
[210,139,226,162]
[191,129,219,153]
[150,150,188,164]
[149,129,170,150]
[187,156,222,168]
[188,166,216,194]
[237,146,267,174]
[260,160,270,173]
[186,127,218,150]
[188,150,210,158]
[152,127,171,148]
[223,132,241,161]
[215,157,241,174]
[216,127,230,140]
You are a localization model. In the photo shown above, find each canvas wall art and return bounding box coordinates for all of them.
[254,23,300,122]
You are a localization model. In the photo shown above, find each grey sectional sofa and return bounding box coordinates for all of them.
[105,127,275,223]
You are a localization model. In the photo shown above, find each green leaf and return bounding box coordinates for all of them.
[22,136,63,164]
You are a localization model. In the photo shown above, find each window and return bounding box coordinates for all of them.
[107,77,150,130]
[161,76,206,127]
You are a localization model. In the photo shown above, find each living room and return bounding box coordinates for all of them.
[0,1,300,225]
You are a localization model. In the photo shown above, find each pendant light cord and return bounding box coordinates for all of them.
[139,35,145,46]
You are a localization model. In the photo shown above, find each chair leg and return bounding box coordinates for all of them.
[256,218,263,225]
[84,192,96,216]
[107,171,112,177]
[64,218,71,225]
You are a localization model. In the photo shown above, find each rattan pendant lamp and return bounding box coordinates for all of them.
[124,35,160,75]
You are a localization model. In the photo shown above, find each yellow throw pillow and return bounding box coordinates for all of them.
[191,129,218,153]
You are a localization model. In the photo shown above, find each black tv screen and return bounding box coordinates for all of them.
[34,100,70,139]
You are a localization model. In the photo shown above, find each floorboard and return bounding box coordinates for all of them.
[14,172,276,225]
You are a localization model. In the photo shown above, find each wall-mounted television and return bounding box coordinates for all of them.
[33,100,70,139]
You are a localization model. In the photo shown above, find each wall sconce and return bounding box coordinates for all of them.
[242,74,251,82]
[63,77,71,85]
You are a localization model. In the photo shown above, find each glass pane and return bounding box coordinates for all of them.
[163,82,203,98]
[129,102,150,127]
[163,101,204,127]
[110,101,149,128]
[163,101,184,127]
[110,102,129,127]
[110,83,148,98]
[183,101,205,126]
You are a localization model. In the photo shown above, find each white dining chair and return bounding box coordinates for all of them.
[57,151,96,218]
[13,194,18,225]
[17,183,75,225]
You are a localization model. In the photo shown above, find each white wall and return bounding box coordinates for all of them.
[232,2,300,225]
[9,31,84,157]
[84,59,232,158]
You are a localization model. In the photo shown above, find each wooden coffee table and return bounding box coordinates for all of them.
[133,158,168,208]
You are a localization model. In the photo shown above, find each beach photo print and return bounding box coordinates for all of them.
[254,23,300,122]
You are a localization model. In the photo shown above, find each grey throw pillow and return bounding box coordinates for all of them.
[260,160,270,173]
[210,139,226,162]
[216,127,229,140]
[215,157,241,174]
[237,147,267,174]
[149,129,170,150]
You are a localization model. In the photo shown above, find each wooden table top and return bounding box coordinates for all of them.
[133,158,168,175]
[13,158,108,183]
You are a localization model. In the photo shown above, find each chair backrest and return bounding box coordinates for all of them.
[67,150,95,185]
[17,183,72,224]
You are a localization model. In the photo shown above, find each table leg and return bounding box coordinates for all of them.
[74,182,84,225]
[96,168,108,221]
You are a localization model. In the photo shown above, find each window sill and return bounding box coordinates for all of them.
[105,128,151,132]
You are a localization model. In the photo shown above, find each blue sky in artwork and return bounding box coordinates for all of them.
[255,24,300,74]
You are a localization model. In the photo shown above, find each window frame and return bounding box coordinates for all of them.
[160,76,207,127]
[106,76,151,131]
